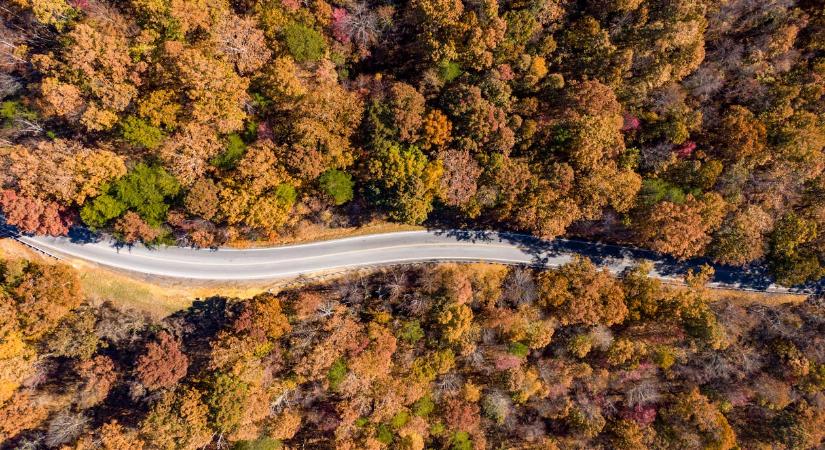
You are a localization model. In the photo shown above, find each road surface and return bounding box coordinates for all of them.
[8,229,815,294]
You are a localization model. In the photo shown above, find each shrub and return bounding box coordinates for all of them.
[508,341,530,358]
[414,395,435,417]
[451,431,472,450]
[376,423,393,444]
[653,346,676,370]
[1,100,38,125]
[439,61,462,82]
[318,169,354,205]
[391,411,410,429]
[399,320,424,344]
[211,133,247,169]
[638,178,686,206]
[567,334,593,358]
[327,358,347,390]
[274,183,297,206]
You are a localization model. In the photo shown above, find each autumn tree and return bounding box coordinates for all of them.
[621,263,664,322]
[140,388,212,450]
[421,109,453,150]
[135,332,189,391]
[234,140,292,195]
[440,149,481,210]
[213,13,271,75]
[158,122,222,185]
[365,142,443,224]
[2,140,126,206]
[97,421,146,450]
[115,211,160,244]
[166,44,249,133]
[657,388,736,450]
[45,308,100,360]
[637,193,727,259]
[768,212,824,286]
[712,105,769,165]
[276,65,364,180]
[442,83,514,155]
[0,189,69,235]
[537,257,627,326]
[438,303,473,344]
[386,82,426,143]
[711,204,772,266]
[555,16,630,87]
[75,356,118,409]
[0,392,52,442]
[210,293,291,368]
[11,261,82,340]
[34,7,144,131]
[184,177,221,220]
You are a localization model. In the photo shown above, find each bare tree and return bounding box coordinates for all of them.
[339,3,381,50]
[436,373,462,396]
[45,411,88,448]
[383,269,408,301]
[624,379,661,408]
[482,389,513,425]
[0,23,27,71]
[589,325,614,351]
[0,73,21,99]
[94,301,149,345]
[502,267,537,306]
[401,293,429,316]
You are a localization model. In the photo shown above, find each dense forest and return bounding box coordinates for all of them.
[1,257,824,449]
[1,0,825,286]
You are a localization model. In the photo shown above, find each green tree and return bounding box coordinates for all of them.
[283,23,326,63]
[80,194,126,230]
[81,164,180,229]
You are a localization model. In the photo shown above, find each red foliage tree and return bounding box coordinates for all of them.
[442,397,481,432]
[135,332,189,391]
[0,189,70,235]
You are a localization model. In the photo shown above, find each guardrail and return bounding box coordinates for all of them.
[0,227,62,260]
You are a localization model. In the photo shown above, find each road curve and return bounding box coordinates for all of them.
[9,229,813,294]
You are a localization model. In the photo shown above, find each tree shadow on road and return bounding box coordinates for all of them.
[428,227,819,294]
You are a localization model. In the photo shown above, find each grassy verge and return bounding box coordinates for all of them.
[1,239,280,317]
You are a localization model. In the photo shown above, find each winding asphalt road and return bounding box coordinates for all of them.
[6,228,817,294]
